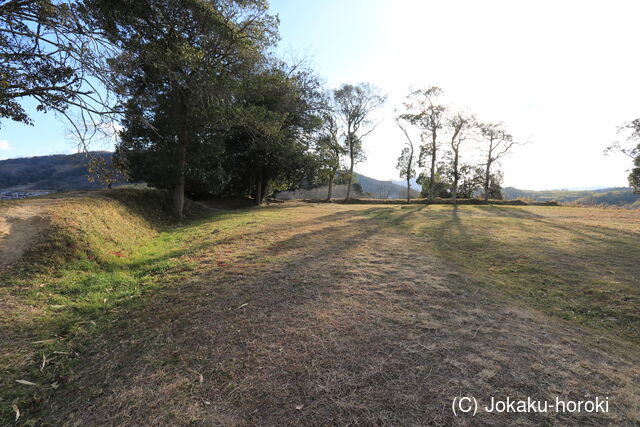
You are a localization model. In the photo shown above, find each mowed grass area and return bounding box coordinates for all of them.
[1,193,639,424]
[363,204,640,344]
[1,191,299,422]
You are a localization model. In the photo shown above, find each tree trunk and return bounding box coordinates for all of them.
[327,173,334,201]
[255,173,262,206]
[346,146,354,201]
[406,177,411,202]
[429,133,437,200]
[452,149,459,205]
[260,177,268,204]
[484,159,492,203]
[173,128,188,220]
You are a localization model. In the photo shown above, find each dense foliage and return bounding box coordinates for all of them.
[416,163,503,200]
[86,0,284,216]
[4,0,634,210]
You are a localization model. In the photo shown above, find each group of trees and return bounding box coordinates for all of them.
[4,1,639,212]
[395,87,517,203]
[1,0,387,218]
[91,0,324,218]
[3,1,525,215]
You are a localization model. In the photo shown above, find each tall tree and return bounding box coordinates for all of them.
[228,60,324,205]
[402,87,446,200]
[445,111,474,203]
[477,122,516,202]
[91,0,278,219]
[332,83,385,200]
[315,111,343,200]
[631,155,640,193]
[395,116,416,202]
[608,119,640,193]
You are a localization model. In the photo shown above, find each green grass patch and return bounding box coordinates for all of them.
[0,191,296,423]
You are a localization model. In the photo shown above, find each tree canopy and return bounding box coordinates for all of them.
[332,83,385,200]
[0,0,115,129]
[91,0,280,217]
[2,1,539,210]
[610,119,640,193]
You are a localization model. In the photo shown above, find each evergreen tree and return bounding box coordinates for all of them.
[89,0,278,218]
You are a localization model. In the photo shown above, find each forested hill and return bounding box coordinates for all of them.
[391,178,421,191]
[0,152,125,190]
[354,173,419,199]
[0,152,416,198]
[503,186,640,207]
[2,152,636,206]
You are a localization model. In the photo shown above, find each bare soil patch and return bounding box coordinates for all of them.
[0,201,50,270]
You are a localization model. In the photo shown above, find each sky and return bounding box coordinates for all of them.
[1,0,639,190]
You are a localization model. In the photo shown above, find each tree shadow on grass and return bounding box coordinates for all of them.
[434,204,640,339]
[474,205,545,219]
[476,204,640,244]
[15,207,414,422]
[27,203,640,426]
[2,205,401,418]
[4,201,639,424]
[356,203,640,342]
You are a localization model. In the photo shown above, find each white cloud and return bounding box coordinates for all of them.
[0,140,12,151]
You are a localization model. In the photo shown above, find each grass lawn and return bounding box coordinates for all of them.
[1,191,305,423]
[1,193,639,424]
[363,204,640,344]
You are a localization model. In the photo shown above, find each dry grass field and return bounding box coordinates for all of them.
[1,191,639,425]
[364,204,640,344]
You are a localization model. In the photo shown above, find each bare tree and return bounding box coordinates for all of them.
[402,87,446,200]
[395,116,416,202]
[477,122,516,202]
[446,112,475,204]
[606,119,640,193]
[332,83,386,200]
[0,0,119,147]
[316,111,344,200]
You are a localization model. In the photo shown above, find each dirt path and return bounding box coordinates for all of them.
[37,205,640,425]
[0,201,49,270]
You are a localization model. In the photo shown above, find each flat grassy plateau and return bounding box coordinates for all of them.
[1,190,639,425]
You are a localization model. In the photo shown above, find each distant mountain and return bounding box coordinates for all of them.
[7,153,633,205]
[354,173,419,199]
[503,186,639,206]
[391,178,421,191]
[0,152,125,191]
[573,190,640,208]
[0,153,416,200]
[555,186,610,191]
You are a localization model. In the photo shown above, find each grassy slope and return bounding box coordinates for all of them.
[363,204,640,342]
[1,190,177,421]
[1,193,639,423]
[1,190,295,423]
